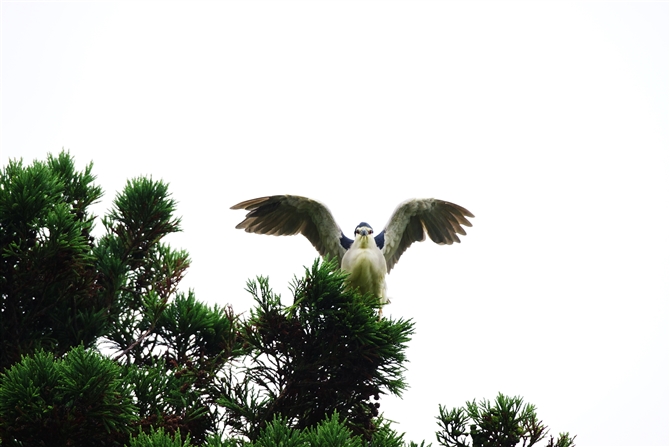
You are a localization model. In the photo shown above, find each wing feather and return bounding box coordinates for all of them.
[381,199,474,272]
[231,195,348,263]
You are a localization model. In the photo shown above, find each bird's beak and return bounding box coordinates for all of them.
[360,228,369,236]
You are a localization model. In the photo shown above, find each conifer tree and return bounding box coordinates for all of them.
[217,258,415,442]
[0,152,105,370]
[0,346,136,445]
[436,394,576,447]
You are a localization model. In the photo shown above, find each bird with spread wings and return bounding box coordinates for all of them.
[231,195,474,309]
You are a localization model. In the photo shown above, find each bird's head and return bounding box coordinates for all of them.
[354,222,374,238]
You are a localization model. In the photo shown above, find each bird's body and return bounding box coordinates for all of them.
[341,224,388,303]
[231,195,474,310]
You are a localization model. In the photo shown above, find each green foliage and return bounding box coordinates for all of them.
[0,346,136,446]
[127,427,191,447]
[125,359,210,442]
[154,291,241,365]
[215,412,419,447]
[436,393,576,447]
[0,151,218,443]
[371,419,430,447]
[97,175,189,364]
[218,258,415,442]
[259,413,363,447]
[0,151,106,370]
[123,292,242,445]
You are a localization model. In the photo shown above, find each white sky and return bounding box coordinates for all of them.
[1,1,668,446]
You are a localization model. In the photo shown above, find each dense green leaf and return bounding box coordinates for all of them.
[0,346,136,446]
[219,258,415,441]
[436,393,575,447]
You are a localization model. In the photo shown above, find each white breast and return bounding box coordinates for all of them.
[341,235,388,304]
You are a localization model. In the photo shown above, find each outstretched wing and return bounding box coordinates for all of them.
[231,195,351,264]
[378,199,474,272]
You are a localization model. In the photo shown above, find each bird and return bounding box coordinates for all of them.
[231,195,474,309]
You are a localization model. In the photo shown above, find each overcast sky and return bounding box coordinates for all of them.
[2,2,668,446]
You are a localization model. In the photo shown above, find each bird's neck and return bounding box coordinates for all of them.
[355,235,374,249]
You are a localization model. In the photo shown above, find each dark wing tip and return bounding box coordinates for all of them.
[442,200,474,220]
[230,196,273,210]
[461,208,475,219]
